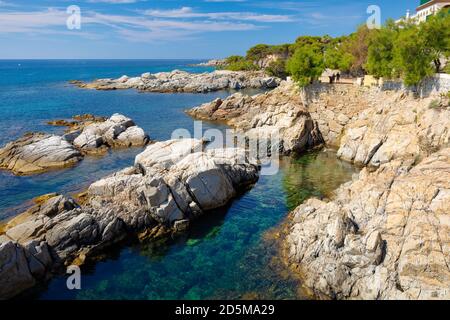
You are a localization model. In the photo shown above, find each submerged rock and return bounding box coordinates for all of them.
[73,70,281,93]
[0,139,259,299]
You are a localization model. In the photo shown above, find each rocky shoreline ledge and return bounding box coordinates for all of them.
[0,139,259,299]
[2,77,448,300]
[71,70,280,93]
[192,59,226,67]
[187,80,450,299]
[0,113,149,175]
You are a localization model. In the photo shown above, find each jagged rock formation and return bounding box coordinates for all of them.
[71,70,280,93]
[72,113,149,154]
[187,81,324,154]
[337,93,450,167]
[188,79,450,299]
[283,89,449,300]
[0,133,83,175]
[194,59,226,67]
[0,139,259,299]
[286,148,450,299]
[0,114,150,175]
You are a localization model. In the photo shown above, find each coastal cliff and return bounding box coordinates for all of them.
[187,80,450,299]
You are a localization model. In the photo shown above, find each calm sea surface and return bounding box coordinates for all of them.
[0,60,358,300]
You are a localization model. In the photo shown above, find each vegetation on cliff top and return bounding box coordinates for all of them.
[222,10,449,87]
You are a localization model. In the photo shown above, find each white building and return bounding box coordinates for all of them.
[397,0,450,24]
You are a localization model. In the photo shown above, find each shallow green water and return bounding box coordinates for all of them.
[35,151,358,300]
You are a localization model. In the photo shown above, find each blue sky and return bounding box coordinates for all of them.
[0,0,419,59]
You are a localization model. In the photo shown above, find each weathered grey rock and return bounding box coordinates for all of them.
[0,139,259,299]
[337,92,450,166]
[193,59,226,67]
[0,241,36,299]
[0,114,150,175]
[187,81,324,154]
[135,139,204,170]
[286,148,450,300]
[73,113,149,153]
[74,70,281,93]
[0,133,82,175]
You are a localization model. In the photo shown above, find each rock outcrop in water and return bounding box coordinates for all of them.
[287,148,450,299]
[0,114,150,175]
[187,81,376,154]
[282,91,450,300]
[0,139,259,299]
[193,59,226,67]
[72,70,280,93]
[188,79,450,300]
[71,113,149,154]
[0,133,83,175]
[187,81,324,154]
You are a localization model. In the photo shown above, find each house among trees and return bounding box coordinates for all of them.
[399,0,450,23]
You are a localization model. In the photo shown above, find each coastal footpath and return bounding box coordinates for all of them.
[188,80,450,299]
[71,70,280,93]
[0,139,259,299]
[0,114,149,175]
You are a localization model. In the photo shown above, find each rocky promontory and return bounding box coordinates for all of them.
[71,70,280,93]
[282,90,450,300]
[193,59,226,67]
[187,79,450,299]
[0,113,150,175]
[187,81,372,154]
[0,133,82,175]
[0,139,259,299]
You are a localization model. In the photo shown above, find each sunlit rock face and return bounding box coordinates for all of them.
[286,148,450,299]
[0,139,259,299]
[0,113,150,175]
[73,70,281,93]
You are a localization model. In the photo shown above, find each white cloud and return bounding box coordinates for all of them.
[87,0,141,3]
[204,0,247,2]
[145,7,292,22]
[0,0,17,7]
[0,8,260,42]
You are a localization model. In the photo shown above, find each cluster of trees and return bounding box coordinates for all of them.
[366,12,450,86]
[220,55,259,71]
[222,10,449,87]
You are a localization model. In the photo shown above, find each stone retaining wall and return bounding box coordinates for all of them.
[380,73,450,97]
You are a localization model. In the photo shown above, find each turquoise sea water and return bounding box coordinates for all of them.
[0,60,358,300]
[0,60,231,217]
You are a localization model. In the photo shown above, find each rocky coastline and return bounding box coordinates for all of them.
[2,75,449,300]
[187,80,450,299]
[71,70,280,93]
[0,139,259,299]
[0,113,150,175]
[192,59,226,67]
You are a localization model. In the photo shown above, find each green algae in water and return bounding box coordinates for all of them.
[35,150,358,300]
